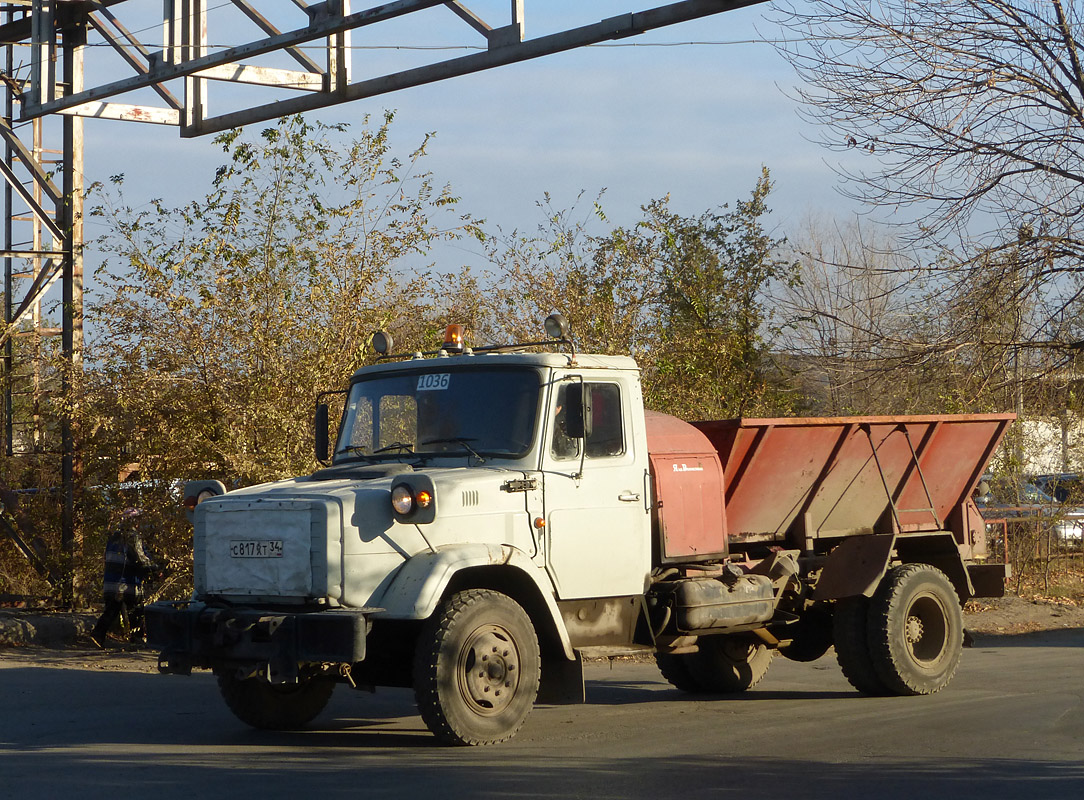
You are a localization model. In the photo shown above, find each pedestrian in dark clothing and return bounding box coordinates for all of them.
[90,509,156,647]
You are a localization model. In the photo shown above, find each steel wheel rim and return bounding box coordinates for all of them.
[457,623,520,716]
[905,592,949,664]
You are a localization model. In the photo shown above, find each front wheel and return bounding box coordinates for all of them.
[217,672,335,730]
[413,589,541,746]
[866,564,963,695]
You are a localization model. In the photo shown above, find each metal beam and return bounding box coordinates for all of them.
[14,0,770,138]
[0,256,62,346]
[0,149,62,240]
[24,0,449,118]
[194,63,325,91]
[0,0,127,44]
[444,2,493,37]
[228,0,324,74]
[60,15,85,603]
[0,118,62,206]
[86,10,182,108]
[190,0,765,136]
[58,100,180,125]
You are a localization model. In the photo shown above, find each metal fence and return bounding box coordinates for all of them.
[980,507,1084,594]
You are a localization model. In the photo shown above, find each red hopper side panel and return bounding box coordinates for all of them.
[693,413,1014,546]
[645,412,727,563]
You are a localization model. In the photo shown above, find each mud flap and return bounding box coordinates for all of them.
[537,652,584,704]
[966,563,1010,598]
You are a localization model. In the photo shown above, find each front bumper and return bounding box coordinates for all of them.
[146,601,371,679]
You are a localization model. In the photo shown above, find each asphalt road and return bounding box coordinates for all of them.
[3,630,1083,800]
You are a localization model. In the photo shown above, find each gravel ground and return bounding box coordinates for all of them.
[963,594,1084,636]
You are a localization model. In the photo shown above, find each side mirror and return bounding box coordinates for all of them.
[563,383,593,439]
[315,403,330,462]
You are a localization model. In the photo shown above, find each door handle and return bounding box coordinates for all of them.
[618,492,641,502]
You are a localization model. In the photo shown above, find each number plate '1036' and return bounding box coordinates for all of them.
[229,540,284,558]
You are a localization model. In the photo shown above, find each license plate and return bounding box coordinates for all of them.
[229,539,284,558]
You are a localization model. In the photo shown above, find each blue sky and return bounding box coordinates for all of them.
[74,2,865,271]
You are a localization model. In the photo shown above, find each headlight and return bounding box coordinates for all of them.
[390,479,437,523]
[391,484,415,515]
[181,480,226,512]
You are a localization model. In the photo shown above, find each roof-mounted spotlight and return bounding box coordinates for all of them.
[372,330,394,356]
[544,313,570,341]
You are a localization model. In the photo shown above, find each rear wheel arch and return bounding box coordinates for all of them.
[893,534,975,602]
[816,532,975,603]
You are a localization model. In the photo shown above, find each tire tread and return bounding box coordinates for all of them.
[833,596,891,695]
[865,563,962,696]
[413,588,540,746]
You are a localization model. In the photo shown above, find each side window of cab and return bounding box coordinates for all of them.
[550,382,625,460]
[585,383,624,458]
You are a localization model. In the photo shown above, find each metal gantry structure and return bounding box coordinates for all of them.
[0,0,765,596]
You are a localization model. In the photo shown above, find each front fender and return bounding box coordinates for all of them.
[371,543,575,659]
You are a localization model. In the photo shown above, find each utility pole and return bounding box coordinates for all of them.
[60,14,84,602]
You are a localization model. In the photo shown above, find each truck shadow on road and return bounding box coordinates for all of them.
[580,677,856,705]
[970,627,1084,648]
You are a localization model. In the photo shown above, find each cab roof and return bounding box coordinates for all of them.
[351,351,638,381]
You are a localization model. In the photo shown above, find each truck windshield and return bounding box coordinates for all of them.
[334,366,541,461]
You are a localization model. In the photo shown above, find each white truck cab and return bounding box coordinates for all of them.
[154,318,658,745]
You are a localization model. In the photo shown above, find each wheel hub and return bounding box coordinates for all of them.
[459,625,520,715]
[904,593,949,664]
[905,614,925,644]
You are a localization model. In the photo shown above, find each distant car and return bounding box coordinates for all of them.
[974,478,1083,545]
[1031,473,1084,504]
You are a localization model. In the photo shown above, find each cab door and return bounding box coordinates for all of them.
[541,374,652,599]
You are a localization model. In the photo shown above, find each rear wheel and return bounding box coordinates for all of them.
[657,637,774,694]
[655,651,702,693]
[217,672,335,730]
[866,564,963,695]
[833,596,891,695]
[659,633,771,689]
[686,635,773,693]
[778,607,833,663]
[413,589,540,746]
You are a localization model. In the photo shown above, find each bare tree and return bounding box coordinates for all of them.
[773,0,1084,349]
[779,217,922,413]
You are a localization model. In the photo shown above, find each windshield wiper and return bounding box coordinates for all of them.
[373,441,415,455]
[421,437,486,464]
[335,445,375,462]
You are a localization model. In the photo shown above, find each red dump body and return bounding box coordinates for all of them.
[646,412,1014,563]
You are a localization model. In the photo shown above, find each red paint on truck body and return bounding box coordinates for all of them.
[645,411,1014,558]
